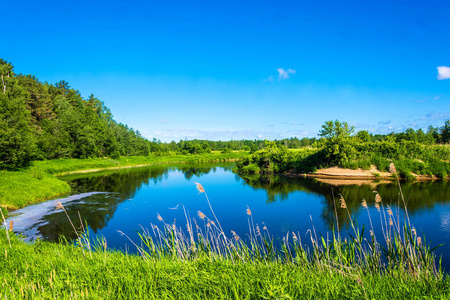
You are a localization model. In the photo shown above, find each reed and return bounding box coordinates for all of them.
[123,174,441,283]
[0,163,447,298]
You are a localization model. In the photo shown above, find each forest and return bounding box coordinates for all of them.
[0,59,150,168]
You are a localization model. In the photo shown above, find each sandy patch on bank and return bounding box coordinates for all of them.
[286,165,437,181]
[314,178,392,186]
[312,165,392,179]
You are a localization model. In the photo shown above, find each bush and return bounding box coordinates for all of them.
[241,163,260,174]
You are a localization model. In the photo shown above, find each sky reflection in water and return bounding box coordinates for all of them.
[8,164,450,268]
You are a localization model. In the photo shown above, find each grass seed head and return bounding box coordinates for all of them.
[8,220,13,232]
[389,163,397,174]
[246,206,252,216]
[387,206,393,216]
[198,211,206,220]
[157,213,163,222]
[195,182,205,194]
[361,199,368,208]
[55,201,64,210]
[339,195,347,209]
[375,203,380,211]
[375,193,381,203]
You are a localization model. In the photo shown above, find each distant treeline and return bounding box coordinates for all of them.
[150,120,450,155]
[148,137,317,155]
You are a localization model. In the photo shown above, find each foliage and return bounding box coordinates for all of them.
[0,59,150,168]
[319,120,357,165]
[235,141,323,174]
[235,120,450,179]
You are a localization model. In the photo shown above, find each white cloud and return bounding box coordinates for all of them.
[437,66,450,80]
[276,68,296,80]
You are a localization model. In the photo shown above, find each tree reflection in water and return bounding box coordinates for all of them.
[38,163,233,242]
[238,174,450,230]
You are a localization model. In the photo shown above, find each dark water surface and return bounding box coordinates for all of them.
[8,163,450,268]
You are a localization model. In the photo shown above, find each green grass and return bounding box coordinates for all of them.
[0,152,248,215]
[1,233,449,299]
[1,183,449,299]
[35,151,247,175]
[0,170,70,211]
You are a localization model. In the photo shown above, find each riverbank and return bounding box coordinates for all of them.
[1,232,448,299]
[2,153,450,298]
[286,165,442,181]
[235,142,450,180]
[0,152,247,214]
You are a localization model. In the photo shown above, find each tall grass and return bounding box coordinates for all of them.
[126,182,441,283]
[2,230,448,299]
[0,163,448,298]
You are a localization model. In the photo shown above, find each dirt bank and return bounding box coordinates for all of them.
[286,165,437,181]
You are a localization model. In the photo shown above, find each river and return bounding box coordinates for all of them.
[8,163,450,268]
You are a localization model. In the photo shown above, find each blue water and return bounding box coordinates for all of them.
[8,163,450,268]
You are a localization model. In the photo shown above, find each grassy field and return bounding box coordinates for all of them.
[0,151,247,215]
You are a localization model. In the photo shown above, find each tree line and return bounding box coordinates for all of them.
[0,59,149,168]
[1,58,449,169]
[0,59,317,169]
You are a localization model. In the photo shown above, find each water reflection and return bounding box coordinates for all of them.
[9,164,233,242]
[7,164,450,267]
[238,174,450,230]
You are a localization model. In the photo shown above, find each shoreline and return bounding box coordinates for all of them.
[55,159,239,177]
[285,166,441,181]
[1,154,245,214]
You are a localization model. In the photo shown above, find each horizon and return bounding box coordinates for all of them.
[2,0,449,142]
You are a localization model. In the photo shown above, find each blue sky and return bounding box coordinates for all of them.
[1,0,449,141]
